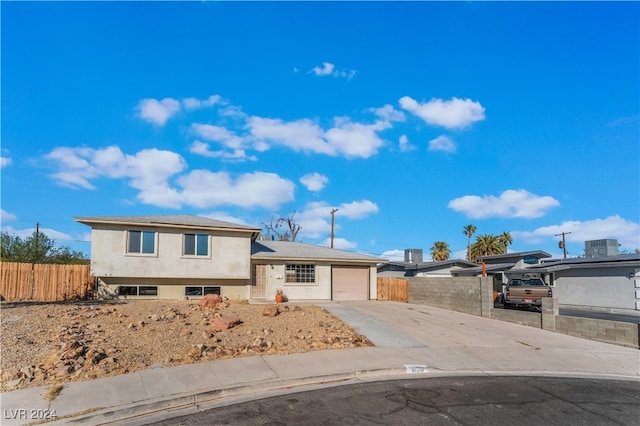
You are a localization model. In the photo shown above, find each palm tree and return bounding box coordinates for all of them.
[462,224,477,261]
[469,234,506,262]
[498,231,513,251]
[430,241,451,261]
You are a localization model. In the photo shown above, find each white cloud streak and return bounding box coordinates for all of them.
[310,62,357,79]
[1,156,11,168]
[428,135,456,153]
[400,96,486,129]
[300,173,329,192]
[1,209,17,221]
[448,189,560,219]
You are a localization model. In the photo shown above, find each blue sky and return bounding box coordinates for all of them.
[2,1,639,261]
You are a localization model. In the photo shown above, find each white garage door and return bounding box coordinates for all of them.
[332,266,369,301]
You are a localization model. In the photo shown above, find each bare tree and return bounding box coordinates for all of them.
[263,212,302,241]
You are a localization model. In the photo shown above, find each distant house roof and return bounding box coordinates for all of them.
[75,215,261,235]
[378,259,476,274]
[251,240,386,264]
[513,253,640,274]
[479,251,551,264]
[451,262,515,277]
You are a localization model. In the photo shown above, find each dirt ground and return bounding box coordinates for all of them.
[0,299,372,392]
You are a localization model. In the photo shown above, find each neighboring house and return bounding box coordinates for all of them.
[451,251,552,281]
[75,215,386,301]
[377,248,475,278]
[514,254,640,314]
[251,240,384,301]
[378,259,476,278]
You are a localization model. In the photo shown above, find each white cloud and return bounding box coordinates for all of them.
[319,237,357,250]
[189,141,256,161]
[300,173,329,192]
[1,156,11,168]
[248,115,389,159]
[182,95,222,111]
[1,209,17,221]
[448,189,560,219]
[428,135,456,153]
[399,96,486,129]
[310,62,356,79]
[324,119,389,158]
[191,124,246,150]
[312,62,335,76]
[371,105,406,122]
[44,146,294,210]
[177,170,295,210]
[514,215,640,250]
[136,97,181,126]
[248,116,334,155]
[200,211,252,226]
[294,200,380,239]
[398,134,415,152]
[1,225,77,242]
[381,249,404,261]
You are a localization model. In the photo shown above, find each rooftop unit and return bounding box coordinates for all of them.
[404,248,423,263]
[585,239,619,258]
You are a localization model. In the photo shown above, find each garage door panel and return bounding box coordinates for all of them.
[332,266,369,301]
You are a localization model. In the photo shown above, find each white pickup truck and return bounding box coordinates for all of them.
[504,276,552,309]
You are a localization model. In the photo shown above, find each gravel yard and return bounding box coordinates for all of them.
[0,299,372,392]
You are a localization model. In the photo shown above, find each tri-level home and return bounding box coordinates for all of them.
[75,215,385,301]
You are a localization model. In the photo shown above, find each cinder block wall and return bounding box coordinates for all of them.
[407,277,492,317]
[555,316,639,349]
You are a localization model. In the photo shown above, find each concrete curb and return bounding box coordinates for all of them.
[45,368,640,426]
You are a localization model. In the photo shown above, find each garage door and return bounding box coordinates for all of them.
[332,266,369,301]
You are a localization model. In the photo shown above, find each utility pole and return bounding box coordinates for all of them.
[555,231,572,260]
[330,209,338,248]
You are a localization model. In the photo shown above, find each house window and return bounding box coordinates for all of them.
[117,285,158,296]
[285,264,316,283]
[127,230,156,254]
[185,286,221,296]
[183,233,209,256]
[118,286,138,296]
[139,286,158,296]
[523,256,538,265]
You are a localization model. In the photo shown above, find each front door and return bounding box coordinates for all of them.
[251,264,267,298]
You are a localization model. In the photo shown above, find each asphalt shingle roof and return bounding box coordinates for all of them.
[251,240,386,264]
[74,215,261,232]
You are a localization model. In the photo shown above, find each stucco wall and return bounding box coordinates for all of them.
[90,224,252,279]
[98,277,249,300]
[255,262,377,301]
[552,267,639,310]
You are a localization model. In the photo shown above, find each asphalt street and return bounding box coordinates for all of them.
[148,376,640,426]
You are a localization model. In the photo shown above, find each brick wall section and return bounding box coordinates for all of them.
[555,316,639,349]
[407,277,492,317]
[491,308,542,328]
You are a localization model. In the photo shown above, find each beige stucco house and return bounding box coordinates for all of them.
[75,215,385,301]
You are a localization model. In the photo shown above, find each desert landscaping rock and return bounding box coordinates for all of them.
[0,300,372,392]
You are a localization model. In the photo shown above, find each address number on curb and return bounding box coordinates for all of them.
[405,364,428,374]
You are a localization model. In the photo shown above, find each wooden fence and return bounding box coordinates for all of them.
[0,262,94,302]
[376,277,408,302]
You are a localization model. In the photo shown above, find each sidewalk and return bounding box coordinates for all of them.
[1,301,638,425]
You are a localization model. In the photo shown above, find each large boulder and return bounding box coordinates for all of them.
[210,316,242,331]
[262,305,280,317]
[199,294,223,309]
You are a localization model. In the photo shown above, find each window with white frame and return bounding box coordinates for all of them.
[183,233,209,256]
[285,264,316,284]
[127,230,156,254]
